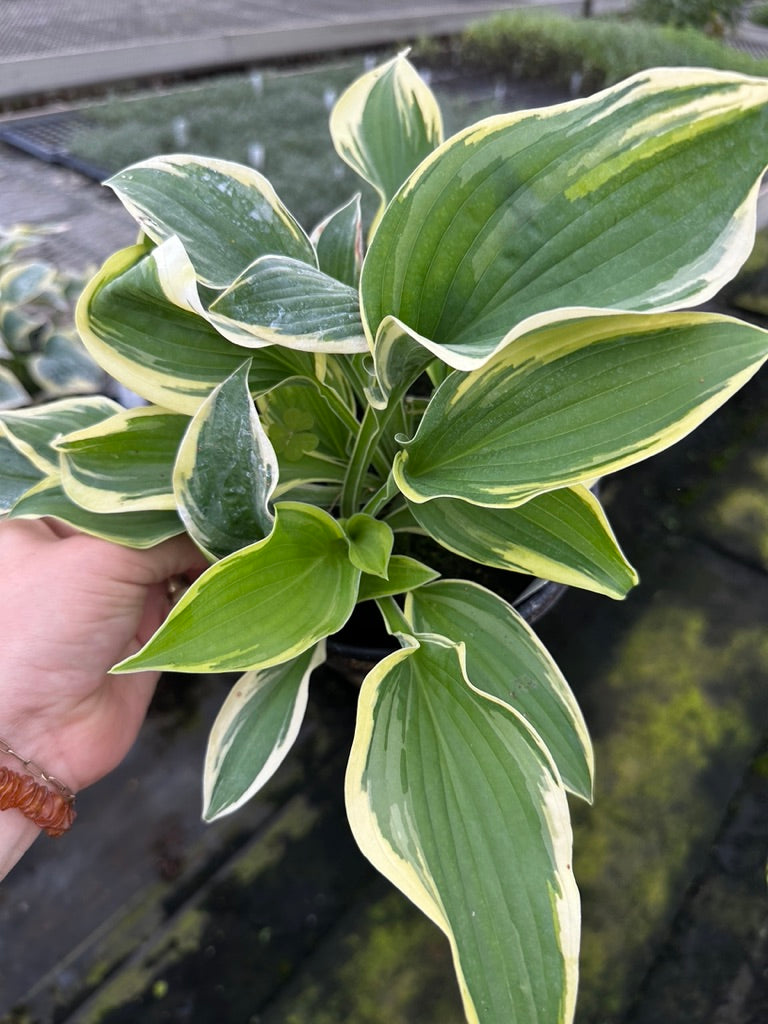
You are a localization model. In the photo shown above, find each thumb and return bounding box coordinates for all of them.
[128,534,211,586]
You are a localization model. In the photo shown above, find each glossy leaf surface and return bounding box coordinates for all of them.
[367,315,432,409]
[395,313,768,506]
[77,241,313,414]
[108,154,315,287]
[203,642,325,821]
[407,580,593,800]
[330,52,443,229]
[310,194,364,288]
[56,407,188,513]
[173,362,277,558]
[361,68,768,368]
[209,255,367,353]
[408,486,637,598]
[346,634,579,1024]
[115,502,360,673]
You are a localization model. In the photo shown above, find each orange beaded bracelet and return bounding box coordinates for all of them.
[0,738,76,837]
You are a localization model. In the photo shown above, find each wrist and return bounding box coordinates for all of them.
[0,803,41,880]
[0,708,78,792]
[0,734,46,879]
[0,735,77,877]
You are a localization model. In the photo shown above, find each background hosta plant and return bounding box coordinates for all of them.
[3,55,768,1024]
[0,224,105,409]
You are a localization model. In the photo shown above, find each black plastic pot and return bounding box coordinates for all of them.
[326,577,567,664]
[327,480,603,664]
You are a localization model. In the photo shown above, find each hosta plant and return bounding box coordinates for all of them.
[0,224,105,409]
[3,55,768,1024]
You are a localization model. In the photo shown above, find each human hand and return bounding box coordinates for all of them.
[0,518,207,873]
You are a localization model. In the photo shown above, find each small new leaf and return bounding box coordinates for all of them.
[357,555,439,602]
[343,513,394,577]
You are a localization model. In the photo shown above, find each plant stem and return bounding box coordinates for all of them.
[375,595,411,636]
[316,378,365,440]
[341,400,401,517]
[360,472,399,518]
[342,352,374,408]
[382,502,422,533]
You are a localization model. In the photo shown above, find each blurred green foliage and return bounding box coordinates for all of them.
[633,0,746,34]
[417,9,768,92]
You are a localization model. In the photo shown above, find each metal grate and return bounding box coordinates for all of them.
[731,38,768,59]
[0,112,107,180]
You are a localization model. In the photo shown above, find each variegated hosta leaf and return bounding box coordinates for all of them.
[56,407,189,513]
[260,375,356,461]
[406,580,593,800]
[77,242,313,414]
[310,193,364,288]
[394,312,768,507]
[0,261,56,305]
[107,154,316,288]
[114,502,361,674]
[208,256,368,354]
[28,333,106,397]
[346,633,579,1024]
[357,554,439,602]
[2,307,46,352]
[361,66,768,369]
[0,366,30,410]
[256,372,360,507]
[408,486,637,599]
[203,642,325,821]
[0,395,122,473]
[257,375,359,503]
[317,353,360,415]
[173,362,277,559]
[9,476,184,547]
[366,315,433,409]
[0,435,43,514]
[268,452,348,507]
[343,513,393,577]
[330,52,443,231]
